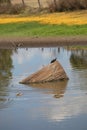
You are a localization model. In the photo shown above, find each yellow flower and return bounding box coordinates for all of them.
[0,10,87,25]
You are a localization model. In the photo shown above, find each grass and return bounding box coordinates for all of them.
[66,46,87,50]
[0,22,87,36]
[0,10,87,37]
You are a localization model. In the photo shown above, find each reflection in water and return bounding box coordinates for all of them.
[0,49,13,84]
[70,50,87,69]
[0,98,12,109]
[0,48,87,130]
[0,49,13,108]
[45,94,87,122]
[28,81,68,98]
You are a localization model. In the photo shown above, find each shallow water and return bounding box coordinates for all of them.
[0,47,87,130]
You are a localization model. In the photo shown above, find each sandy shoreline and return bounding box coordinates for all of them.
[0,36,87,49]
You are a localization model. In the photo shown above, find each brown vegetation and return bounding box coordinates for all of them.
[48,0,87,12]
[0,3,25,14]
[0,0,87,14]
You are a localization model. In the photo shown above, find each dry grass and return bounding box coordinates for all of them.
[48,0,87,12]
[0,0,87,14]
[0,3,25,14]
[12,0,48,7]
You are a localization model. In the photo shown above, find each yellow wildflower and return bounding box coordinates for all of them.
[0,10,87,25]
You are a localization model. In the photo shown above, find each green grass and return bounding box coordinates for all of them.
[0,22,87,36]
[66,46,87,50]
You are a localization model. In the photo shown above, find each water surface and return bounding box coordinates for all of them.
[0,47,87,130]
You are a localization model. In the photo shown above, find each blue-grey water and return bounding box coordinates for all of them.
[0,47,87,130]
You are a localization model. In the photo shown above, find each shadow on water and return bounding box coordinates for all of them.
[27,81,68,99]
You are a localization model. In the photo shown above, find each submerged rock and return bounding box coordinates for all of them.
[20,60,69,84]
[16,92,23,96]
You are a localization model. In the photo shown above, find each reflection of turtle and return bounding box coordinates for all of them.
[50,58,57,63]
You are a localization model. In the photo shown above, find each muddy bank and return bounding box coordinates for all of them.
[0,36,87,49]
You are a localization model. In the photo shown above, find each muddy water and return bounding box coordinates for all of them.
[0,47,87,130]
